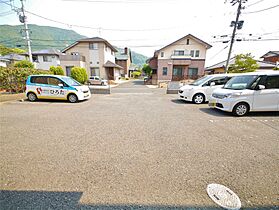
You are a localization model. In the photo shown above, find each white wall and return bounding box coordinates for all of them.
[158,37,207,60]
[104,45,115,63]
[35,55,60,70]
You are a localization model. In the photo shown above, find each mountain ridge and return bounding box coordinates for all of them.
[0,24,148,66]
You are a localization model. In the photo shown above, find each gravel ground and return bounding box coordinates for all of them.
[0,80,278,209]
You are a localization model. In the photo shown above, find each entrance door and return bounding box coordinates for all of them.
[172,66,183,81]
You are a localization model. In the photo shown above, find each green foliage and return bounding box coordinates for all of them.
[14,60,34,69]
[0,67,50,93]
[131,71,142,78]
[142,64,152,76]
[0,44,25,56]
[228,53,259,73]
[0,24,86,51]
[273,66,279,70]
[50,66,64,75]
[70,67,88,84]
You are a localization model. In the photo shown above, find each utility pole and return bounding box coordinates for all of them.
[20,0,32,62]
[224,0,247,73]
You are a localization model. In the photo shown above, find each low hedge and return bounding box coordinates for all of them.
[0,67,51,93]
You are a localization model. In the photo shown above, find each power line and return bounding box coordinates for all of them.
[246,0,265,7]
[244,4,279,13]
[0,0,179,32]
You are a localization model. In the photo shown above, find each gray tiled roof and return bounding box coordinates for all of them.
[31,49,62,55]
[103,61,123,69]
[1,53,25,61]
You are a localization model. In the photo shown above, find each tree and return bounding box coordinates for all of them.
[0,44,25,56]
[228,53,259,73]
[50,66,64,75]
[142,64,152,76]
[70,67,88,84]
[14,60,34,69]
[131,71,141,78]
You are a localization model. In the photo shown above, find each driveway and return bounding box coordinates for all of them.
[0,80,278,209]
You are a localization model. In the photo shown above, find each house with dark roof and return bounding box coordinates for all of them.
[23,49,62,70]
[260,51,279,64]
[115,47,132,77]
[205,57,276,74]
[61,37,123,80]
[0,53,26,66]
[147,34,212,84]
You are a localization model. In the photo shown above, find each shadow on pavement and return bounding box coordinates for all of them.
[200,108,279,117]
[132,80,144,86]
[20,98,90,104]
[0,190,277,210]
[171,99,193,105]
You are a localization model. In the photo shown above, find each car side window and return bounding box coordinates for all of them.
[48,77,62,86]
[250,76,262,89]
[208,77,226,86]
[31,76,48,84]
[265,76,279,89]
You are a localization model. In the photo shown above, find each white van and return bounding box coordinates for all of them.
[26,75,91,103]
[209,71,279,116]
[178,74,239,104]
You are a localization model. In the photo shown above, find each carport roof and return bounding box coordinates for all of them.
[103,61,123,69]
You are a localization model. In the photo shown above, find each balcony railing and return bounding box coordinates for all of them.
[59,54,86,62]
[170,54,191,59]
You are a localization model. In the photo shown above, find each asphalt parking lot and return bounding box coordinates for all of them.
[0,80,278,209]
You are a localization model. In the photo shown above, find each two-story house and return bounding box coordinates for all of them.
[260,51,279,65]
[115,47,132,77]
[148,34,212,84]
[61,37,123,80]
[24,49,62,70]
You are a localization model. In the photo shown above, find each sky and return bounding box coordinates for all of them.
[0,0,279,66]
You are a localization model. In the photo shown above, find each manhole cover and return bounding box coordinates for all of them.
[207,183,241,210]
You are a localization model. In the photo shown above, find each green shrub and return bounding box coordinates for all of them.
[142,64,152,76]
[14,60,34,69]
[0,67,50,93]
[70,67,88,84]
[132,71,141,78]
[50,66,64,75]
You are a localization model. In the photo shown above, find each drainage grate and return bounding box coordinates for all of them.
[207,183,241,210]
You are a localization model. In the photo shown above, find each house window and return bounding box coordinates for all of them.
[43,56,51,62]
[89,43,98,50]
[32,56,38,62]
[188,68,198,78]
[195,50,200,57]
[162,67,168,75]
[186,39,190,45]
[190,50,195,57]
[174,50,184,56]
[161,52,164,57]
[90,67,100,76]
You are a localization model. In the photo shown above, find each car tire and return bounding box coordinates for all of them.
[101,82,104,86]
[27,92,37,102]
[192,93,205,104]
[232,102,249,116]
[68,94,78,103]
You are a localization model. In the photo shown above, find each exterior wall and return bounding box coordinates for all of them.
[158,37,207,60]
[263,56,279,64]
[34,55,60,70]
[60,60,86,75]
[116,60,128,75]
[104,44,115,63]
[65,42,91,76]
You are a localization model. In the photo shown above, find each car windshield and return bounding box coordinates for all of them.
[224,75,258,90]
[189,76,212,86]
[62,77,81,86]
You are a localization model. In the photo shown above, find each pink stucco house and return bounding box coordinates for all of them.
[147,34,212,84]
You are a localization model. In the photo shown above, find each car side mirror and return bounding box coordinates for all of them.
[58,83,64,88]
[257,85,265,90]
[210,82,216,86]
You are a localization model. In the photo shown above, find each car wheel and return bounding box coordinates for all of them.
[68,94,78,103]
[192,93,205,104]
[27,92,37,102]
[101,82,104,86]
[233,102,249,116]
